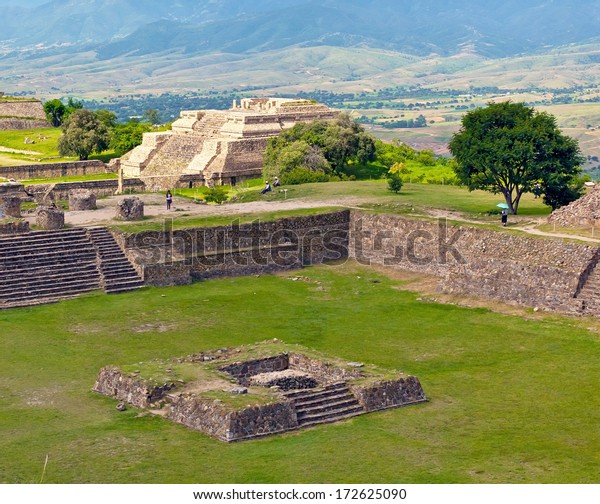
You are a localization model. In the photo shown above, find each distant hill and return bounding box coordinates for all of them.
[2,0,600,97]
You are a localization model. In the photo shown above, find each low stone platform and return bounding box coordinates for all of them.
[92,340,427,442]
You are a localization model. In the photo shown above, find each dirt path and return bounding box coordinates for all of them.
[35,193,370,227]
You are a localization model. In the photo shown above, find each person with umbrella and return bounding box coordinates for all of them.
[497,203,509,226]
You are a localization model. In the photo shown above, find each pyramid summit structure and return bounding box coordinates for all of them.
[119,98,337,191]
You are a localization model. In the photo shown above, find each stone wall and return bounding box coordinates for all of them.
[168,395,298,442]
[92,366,175,408]
[350,212,597,311]
[288,353,361,384]
[350,376,427,412]
[167,395,232,440]
[0,119,50,130]
[227,402,298,441]
[0,100,47,120]
[92,342,427,442]
[219,354,289,386]
[122,211,350,286]
[0,160,108,180]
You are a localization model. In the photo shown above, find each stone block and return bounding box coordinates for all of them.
[69,189,97,211]
[36,205,64,230]
[0,196,21,218]
[116,197,144,220]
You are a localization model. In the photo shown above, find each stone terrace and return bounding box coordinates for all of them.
[92,340,427,442]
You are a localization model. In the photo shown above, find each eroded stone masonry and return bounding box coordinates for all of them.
[92,340,427,442]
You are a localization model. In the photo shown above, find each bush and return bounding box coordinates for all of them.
[387,174,403,193]
[280,168,330,185]
[203,186,229,204]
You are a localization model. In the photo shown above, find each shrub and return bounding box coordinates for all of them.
[203,186,229,204]
[387,173,403,193]
[281,168,330,185]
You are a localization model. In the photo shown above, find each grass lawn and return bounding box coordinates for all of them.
[110,206,342,233]
[0,261,598,483]
[22,173,118,185]
[227,180,551,218]
[0,128,118,166]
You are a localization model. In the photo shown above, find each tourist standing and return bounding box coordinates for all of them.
[166,190,173,210]
[501,208,508,226]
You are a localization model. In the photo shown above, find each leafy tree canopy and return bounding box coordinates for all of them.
[43,99,66,127]
[109,119,153,156]
[43,97,85,127]
[263,114,376,183]
[449,101,584,214]
[58,109,110,160]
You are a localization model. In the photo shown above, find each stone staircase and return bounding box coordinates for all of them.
[143,135,205,177]
[86,227,144,294]
[0,228,102,308]
[185,140,221,175]
[572,261,600,314]
[0,226,145,309]
[193,112,228,137]
[284,382,364,429]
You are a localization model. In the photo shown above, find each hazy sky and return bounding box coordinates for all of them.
[0,0,48,6]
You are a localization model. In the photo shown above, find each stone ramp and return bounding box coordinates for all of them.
[284,382,365,428]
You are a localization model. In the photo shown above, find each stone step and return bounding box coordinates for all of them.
[0,261,98,279]
[0,227,86,242]
[0,259,97,276]
[0,244,95,260]
[86,226,144,295]
[0,230,87,246]
[0,281,100,302]
[297,408,365,429]
[0,239,92,257]
[295,396,361,416]
[283,382,348,401]
[0,265,99,285]
[292,390,357,410]
[101,265,139,278]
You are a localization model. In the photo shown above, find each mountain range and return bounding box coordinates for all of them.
[1,0,600,97]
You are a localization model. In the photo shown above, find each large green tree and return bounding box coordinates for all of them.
[43,99,66,127]
[449,102,584,214]
[58,109,110,160]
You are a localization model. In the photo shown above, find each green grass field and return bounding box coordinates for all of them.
[1,262,598,483]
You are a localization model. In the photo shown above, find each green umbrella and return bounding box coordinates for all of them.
[496,203,510,209]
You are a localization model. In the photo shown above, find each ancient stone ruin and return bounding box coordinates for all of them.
[115,197,144,220]
[0,195,21,218]
[68,189,97,211]
[120,98,338,190]
[548,185,600,227]
[0,97,49,130]
[35,204,64,230]
[92,340,427,442]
